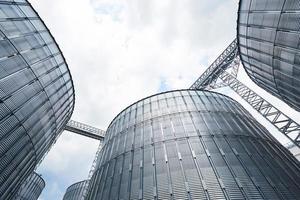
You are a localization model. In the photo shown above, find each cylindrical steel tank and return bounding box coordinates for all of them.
[237,0,300,111]
[0,1,75,199]
[86,90,300,199]
[13,172,45,200]
[63,180,89,200]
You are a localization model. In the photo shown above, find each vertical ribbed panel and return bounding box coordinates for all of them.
[86,90,300,199]
[142,145,154,199]
[130,149,141,199]
[14,172,45,200]
[63,180,88,200]
[119,152,131,200]
[155,144,170,200]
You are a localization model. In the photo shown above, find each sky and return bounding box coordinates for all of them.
[27,0,300,199]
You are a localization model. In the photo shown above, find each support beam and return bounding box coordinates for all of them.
[65,120,105,140]
[190,39,238,89]
[218,68,300,148]
[190,39,300,149]
[81,142,103,199]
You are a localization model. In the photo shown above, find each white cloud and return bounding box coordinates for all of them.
[37,131,99,199]
[31,0,239,127]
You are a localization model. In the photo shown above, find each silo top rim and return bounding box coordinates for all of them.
[107,89,237,130]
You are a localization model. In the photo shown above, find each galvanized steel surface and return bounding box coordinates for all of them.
[63,180,89,200]
[86,90,300,199]
[238,0,300,111]
[14,172,45,200]
[0,1,74,198]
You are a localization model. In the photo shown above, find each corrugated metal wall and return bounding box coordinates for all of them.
[238,0,300,111]
[86,90,300,199]
[14,172,45,200]
[63,180,88,200]
[0,1,75,199]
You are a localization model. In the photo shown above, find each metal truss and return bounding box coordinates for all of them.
[64,120,105,199]
[81,142,103,199]
[65,120,105,140]
[190,39,238,89]
[191,40,300,149]
[205,56,240,90]
[218,67,300,148]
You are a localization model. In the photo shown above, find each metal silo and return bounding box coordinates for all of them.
[14,172,45,200]
[85,90,300,199]
[237,0,300,111]
[63,180,89,200]
[0,1,75,198]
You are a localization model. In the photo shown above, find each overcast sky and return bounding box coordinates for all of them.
[28,0,300,199]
